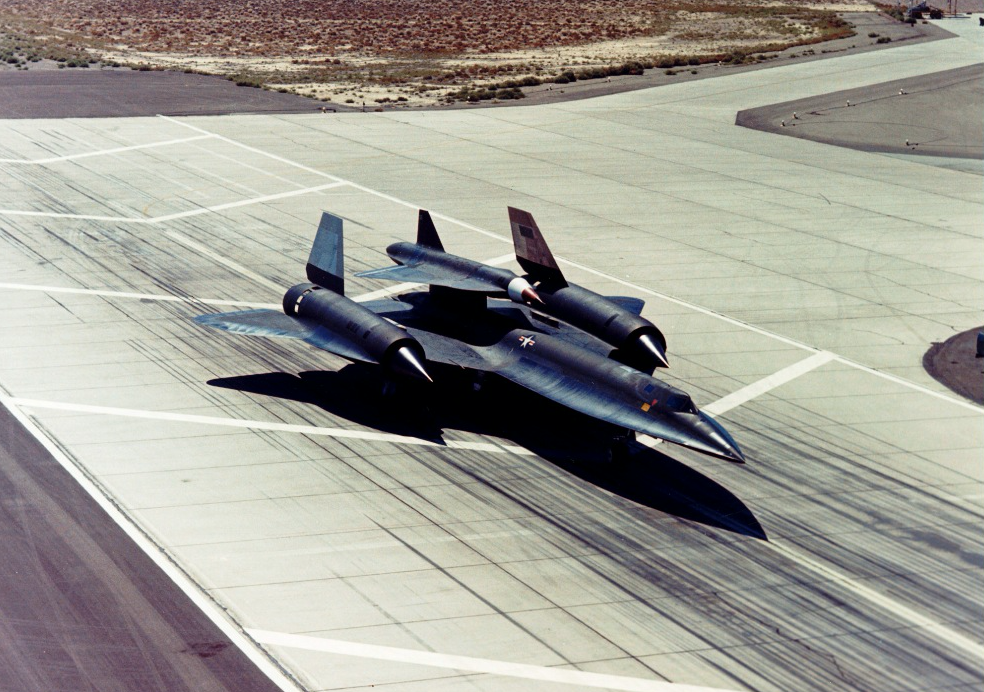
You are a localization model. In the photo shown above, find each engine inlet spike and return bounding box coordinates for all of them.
[393,346,433,383]
[638,333,669,369]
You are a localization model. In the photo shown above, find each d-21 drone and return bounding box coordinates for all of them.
[195,208,744,464]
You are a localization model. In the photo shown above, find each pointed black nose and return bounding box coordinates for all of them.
[695,412,745,463]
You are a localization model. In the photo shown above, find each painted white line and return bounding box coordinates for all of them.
[158,115,347,184]
[703,351,836,416]
[0,181,348,224]
[166,231,285,294]
[9,398,524,456]
[840,359,981,414]
[0,388,303,692]
[0,282,279,309]
[152,182,347,223]
[761,539,984,663]
[0,210,142,222]
[248,629,738,692]
[0,135,213,164]
[828,355,983,414]
[158,117,983,415]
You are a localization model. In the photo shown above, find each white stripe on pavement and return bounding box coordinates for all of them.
[248,629,740,692]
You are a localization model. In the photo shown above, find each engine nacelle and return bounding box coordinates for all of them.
[283,283,430,381]
[535,284,667,369]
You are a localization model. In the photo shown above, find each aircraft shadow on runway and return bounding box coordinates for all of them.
[208,365,765,539]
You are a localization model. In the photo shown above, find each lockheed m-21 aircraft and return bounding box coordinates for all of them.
[194,208,744,463]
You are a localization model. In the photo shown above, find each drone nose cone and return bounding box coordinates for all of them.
[696,411,745,463]
[638,333,670,369]
[522,286,545,305]
[507,277,543,305]
[391,345,433,383]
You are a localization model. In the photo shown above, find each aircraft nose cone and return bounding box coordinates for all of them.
[391,345,434,383]
[696,411,745,463]
[638,333,670,369]
[715,441,746,464]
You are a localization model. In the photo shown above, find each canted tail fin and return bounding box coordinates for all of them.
[306,212,344,294]
[416,210,445,251]
[508,207,567,287]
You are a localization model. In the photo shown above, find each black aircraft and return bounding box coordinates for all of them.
[194,210,744,463]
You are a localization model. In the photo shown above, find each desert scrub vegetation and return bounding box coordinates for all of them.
[0,1,859,104]
[0,1,855,56]
[0,28,111,69]
[872,3,907,22]
[0,0,677,56]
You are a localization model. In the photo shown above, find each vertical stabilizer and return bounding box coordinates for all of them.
[306,212,345,294]
[508,207,566,286]
[416,210,445,251]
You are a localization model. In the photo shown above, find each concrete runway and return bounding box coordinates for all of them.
[0,17,980,692]
[0,405,286,691]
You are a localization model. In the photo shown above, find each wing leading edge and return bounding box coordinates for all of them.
[193,310,375,364]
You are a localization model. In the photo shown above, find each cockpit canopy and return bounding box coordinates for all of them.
[664,391,699,414]
[637,379,699,414]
